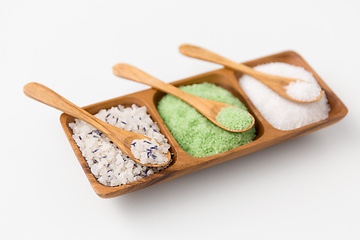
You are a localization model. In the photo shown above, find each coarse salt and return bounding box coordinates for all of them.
[130,138,169,165]
[69,104,171,187]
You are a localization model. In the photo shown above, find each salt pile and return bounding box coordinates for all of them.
[239,62,330,130]
[285,80,322,101]
[157,82,256,157]
[130,138,168,165]
[69,104,171,186]
[216,107,253,131]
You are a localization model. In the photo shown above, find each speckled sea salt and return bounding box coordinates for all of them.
[69,104,171,187]
[130,138,169,165]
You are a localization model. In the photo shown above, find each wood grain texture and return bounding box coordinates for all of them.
[23,82,170,167]
[60,51,348,198]
[112,63,254,132]
[179,44,324,103]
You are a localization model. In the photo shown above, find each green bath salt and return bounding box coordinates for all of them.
[157,82,256,157]
[216,107,253,131]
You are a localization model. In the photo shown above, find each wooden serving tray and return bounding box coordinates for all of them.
[60,51,348,198]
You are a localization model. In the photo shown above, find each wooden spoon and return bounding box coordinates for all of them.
[23,82,171,167]
[179,44,324,103]
[112,63,255,133]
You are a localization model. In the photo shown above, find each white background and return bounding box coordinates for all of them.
[1,0,359,239]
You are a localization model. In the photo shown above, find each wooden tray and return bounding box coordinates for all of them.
[60,51,348,198]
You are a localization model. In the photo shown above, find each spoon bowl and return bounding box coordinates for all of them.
[112,64,255,133]
[23,82,171,167]
[179,44,324,103]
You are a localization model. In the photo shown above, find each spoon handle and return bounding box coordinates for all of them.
[23,82,117,139]
[179,44,287,83]
[23,82,171,167]
[113,63,196,104]
[179,44,256,74]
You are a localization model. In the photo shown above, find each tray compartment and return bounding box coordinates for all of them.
[233,51,348,133]
[152,71,265,142]
[61,95,179,198]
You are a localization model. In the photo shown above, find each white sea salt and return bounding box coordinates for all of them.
[69,104,171,187]
[285,80,322,101]
[239,62,330,130]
